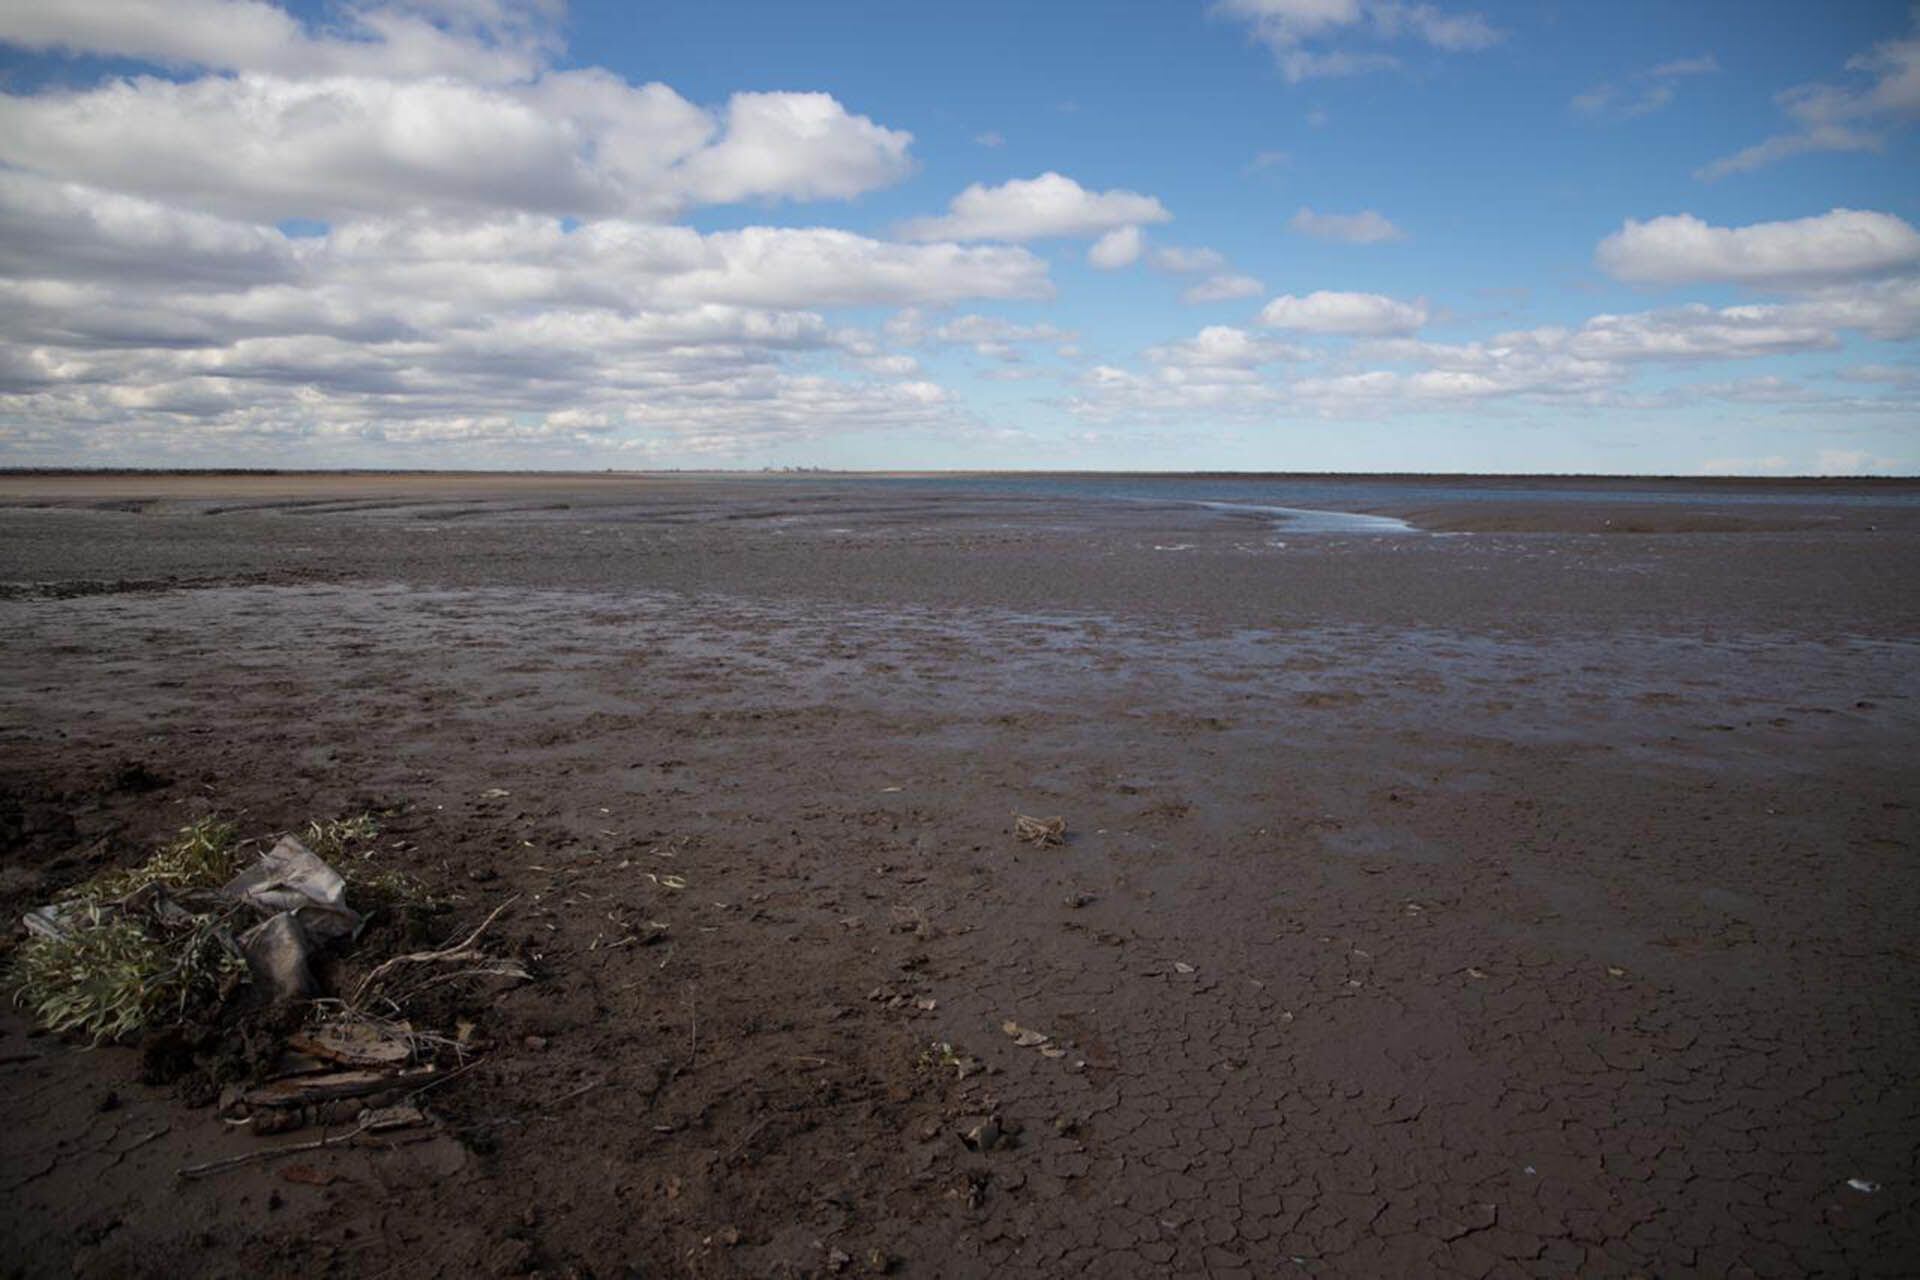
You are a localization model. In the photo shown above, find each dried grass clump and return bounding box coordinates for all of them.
[1013,814,1067,847]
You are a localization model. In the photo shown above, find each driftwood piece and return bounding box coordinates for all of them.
[288,1021,414,1068]
[243,1066,437,1109]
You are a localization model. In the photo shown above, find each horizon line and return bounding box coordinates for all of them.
[1,467,1915,483]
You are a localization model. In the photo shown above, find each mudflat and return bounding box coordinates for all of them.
[2,473,1916,1277]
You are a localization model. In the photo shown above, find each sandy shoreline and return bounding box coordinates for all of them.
[2,475,1916,1276]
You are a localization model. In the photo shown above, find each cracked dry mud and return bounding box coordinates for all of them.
[1,475,1916,1277]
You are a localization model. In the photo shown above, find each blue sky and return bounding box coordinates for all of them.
[0,0,1915,473]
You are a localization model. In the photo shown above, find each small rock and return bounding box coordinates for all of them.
[962,1116,1004,1151]
[1001,1020,1049,1048]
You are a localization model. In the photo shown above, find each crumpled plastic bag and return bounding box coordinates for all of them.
[221,835,365,1004]
[223,835,363,941]
[22,901,80,942]
[237,911,320,1002]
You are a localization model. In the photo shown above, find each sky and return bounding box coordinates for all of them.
[0,0,1916,474]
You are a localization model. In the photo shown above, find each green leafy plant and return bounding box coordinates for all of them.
[12,815,248,1041]
[9,811,444,1043]
[82,816,244,902]
[11,903,245,1043]
[304,813,380,860]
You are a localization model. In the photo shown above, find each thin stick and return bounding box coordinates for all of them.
[403,962,532,998]
[549,1079,601,1109]
[122,1125,171,1153]
[685,983,698,1068]
[176,1114,379,1180]
[403,1056,485,1102]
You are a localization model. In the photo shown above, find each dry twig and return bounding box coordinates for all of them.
[176,1114,382,1181]
[685,982,698,1069]
[350,897,526,1007]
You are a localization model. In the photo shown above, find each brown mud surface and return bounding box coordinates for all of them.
[2,474,1917,1277]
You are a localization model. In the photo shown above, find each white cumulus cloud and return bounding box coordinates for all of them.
[0,75,914,223]
[1065,323,1310,421]
[1148,326,1303,368]
[675,91,916,205]
[1087,225,1146,269]
[1596,209,1920,288]
[897,172,1172,242]
[0,0,561,83]
[1258,290,1428,334]
[0,179,1048,461]
[0,2,1043,462]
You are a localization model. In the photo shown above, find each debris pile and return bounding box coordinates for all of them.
[11,812,529,1162]
[16,823,386,1034]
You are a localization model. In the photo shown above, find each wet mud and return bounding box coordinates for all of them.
[1,474,1916,1276]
